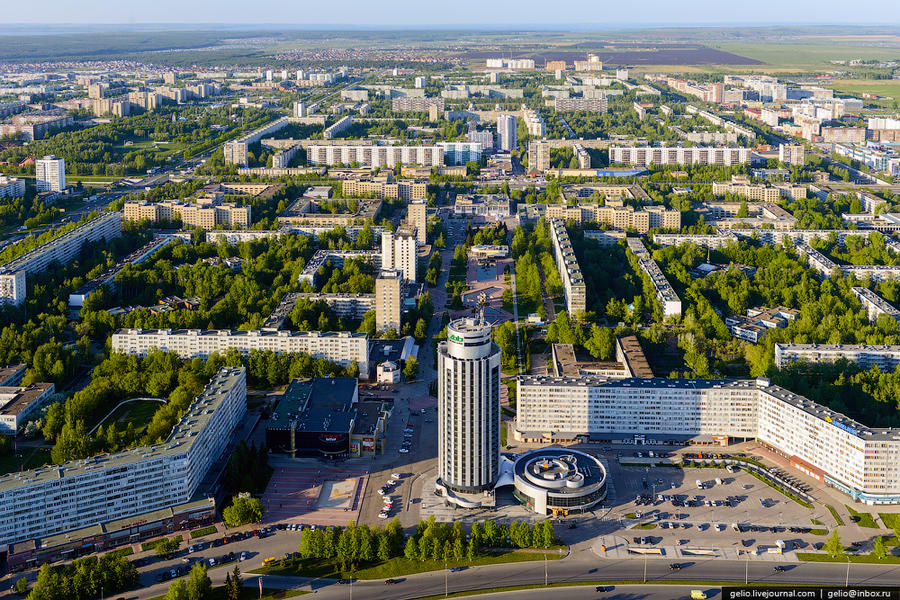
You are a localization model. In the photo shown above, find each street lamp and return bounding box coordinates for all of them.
[445,561,448,597]
[845,555,851,587]
[643,554,647,583]
[544,553,548,586]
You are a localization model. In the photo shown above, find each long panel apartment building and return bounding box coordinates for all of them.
[307,145,444,168]
[548,219,586,314]
[775,343,900,372]
[515,375,900,504]
[852,286,900,323]
[626,238,681,317]
[391,97,444,113]
[0,212,122,306]
[552,97,608,113]
[224,117,291,166]
[610,146,752,166]
[112,328,369,373]
[0,367,246,545]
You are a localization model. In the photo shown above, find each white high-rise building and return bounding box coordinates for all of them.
[293,101,306,117]
[437,318,501,500]
[497,114,517,152]
[414,76,426,89]
[35,155,65,192]
[381,228,418,282]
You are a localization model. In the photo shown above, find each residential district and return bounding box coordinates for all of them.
[3,26,900,600]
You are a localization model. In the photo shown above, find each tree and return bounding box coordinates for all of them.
[165,579,190,600]
[14,578,27,595]
[404,536,419,560]
[377,533,392,562]
[156,537,181,559]
[222,496,264,527]
[403,357,419,380]
[873,536,888,560]
[186,564,212,600]
[825,529,843,558]
[227,565,242,600]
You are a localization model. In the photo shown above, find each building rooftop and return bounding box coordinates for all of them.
[0,367,245,493]
[0,383,53,417]
[268,377,359,434]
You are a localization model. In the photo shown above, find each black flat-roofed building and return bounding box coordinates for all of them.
[267,377,385,458]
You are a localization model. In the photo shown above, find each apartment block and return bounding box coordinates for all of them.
[438,142,482,166]
[610,146,751,166]
[298,250,381,286]
[306,145,443,168]
[381,228,418,282]
[548,219,586,315]
[406,200,427,244]
[375,269,403,333]
[775,343,900,373]
[527,140,551,173]
[553,97,608,113]
[224,117,291,166]
[0,175,25,198]
[712,181,807,203]
[626,238,681,317]
[521,108,545,137]
[324,115,353,140]
[293,293,376,319]
[496,114,517,152]
[341,175,426,201]
[112,329,369,373]
[852,287,900,323]
[514,375,900,504]
[124,198,250,229]
[35,155,65,192]
[391,97,444,113]
[779,144,805,165]
[0,212,122,306]
[0,367,246,545]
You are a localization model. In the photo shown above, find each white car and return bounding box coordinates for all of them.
[377,489,386,495]
[378,512,389,519]
[391,473,401,480]
[398,448,409,453]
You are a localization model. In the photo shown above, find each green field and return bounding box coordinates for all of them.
[95,399,164,433]
[713,42,900,69]
[0,447,52,476]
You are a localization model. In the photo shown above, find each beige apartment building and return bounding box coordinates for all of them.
[406,200,427,244]
[341,175,427,201]
[375,269,403,333]
[124,198,251,229]
[545,202,680,233]
[527,140,551,173]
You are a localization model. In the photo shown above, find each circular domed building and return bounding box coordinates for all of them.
[512,448,607,516]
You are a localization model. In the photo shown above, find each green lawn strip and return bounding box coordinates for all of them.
[252,550,564,581]
[826,505,846,527]
[410,580,862,600]
[191,526,218,539]
[879,513,900,531]
[845,505,878,528]
[742,468,812,508]
[624,513,637,519]
[141,535,183,552]
[105,547,134,559]
[500,423,507,446]
[631,523,657,530]
[146,586,309,600]
[811,518,824,526]
[808,529,828,536]
[798,552,900,564]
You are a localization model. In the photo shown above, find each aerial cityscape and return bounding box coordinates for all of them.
[3,7,900,600]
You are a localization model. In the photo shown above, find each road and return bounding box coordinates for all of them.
[97,551,900,600]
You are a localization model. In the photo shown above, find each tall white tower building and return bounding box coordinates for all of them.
[381,228,418,282]
[497,114,517,152]
[35,155,65,192]
[437,318,501,499]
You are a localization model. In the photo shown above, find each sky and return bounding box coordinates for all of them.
[3,0,900,27]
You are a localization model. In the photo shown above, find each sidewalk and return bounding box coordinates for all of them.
[590,535,804,562]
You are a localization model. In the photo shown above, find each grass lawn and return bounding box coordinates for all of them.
[0,447,52,476]
[820,79,900,105]
[631,523,657,530]
[140,535,182,552]
[845,505,878,528]
[252,550,564,581]
[879,513,900,531]
[500,422,507,446]
[826,505,845,527]
[191,526,218,539]
[811,518,824,526]
[798,552,900,564]
[808,529,828,536]
[711,41,900,70]
[148,586,309,600]
[95,399,164,432]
